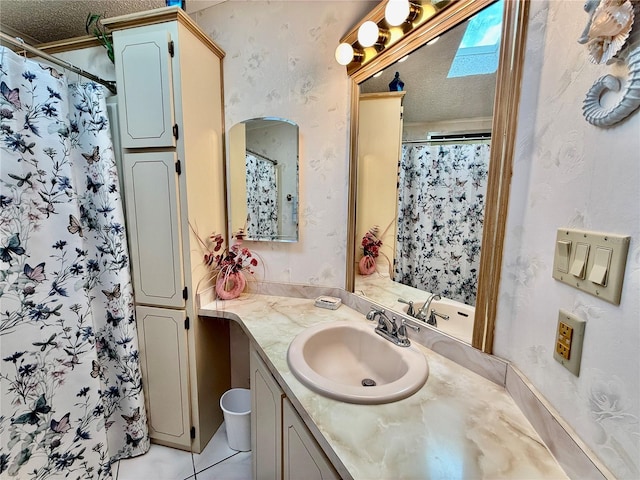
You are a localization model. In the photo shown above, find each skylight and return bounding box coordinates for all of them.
[447,0,504,78]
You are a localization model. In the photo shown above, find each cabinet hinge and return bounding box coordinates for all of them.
[168,40,175,57]
[184,317,190,330]
[173,123,179,140]
[190,426,196,439]
[182,286,188,300]
[175,160,181,175]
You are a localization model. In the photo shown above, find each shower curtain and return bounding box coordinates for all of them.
[394,143,490,305]
[0,47,148,478]
[245,152,278,239]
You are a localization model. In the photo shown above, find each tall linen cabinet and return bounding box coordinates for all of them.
[103,8,229,453]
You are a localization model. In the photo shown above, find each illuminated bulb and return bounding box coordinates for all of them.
[427,36,439,46]
[335,43,355,65]
[373,71,384,78]
[398,55,409,63]
[358,21,381,47]
[385,0,410,26]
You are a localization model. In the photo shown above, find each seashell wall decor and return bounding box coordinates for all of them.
[578,0,640,127]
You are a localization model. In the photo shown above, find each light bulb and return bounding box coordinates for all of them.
[335,43,354,65]
[358,21,380,47]
[385,0,410,26]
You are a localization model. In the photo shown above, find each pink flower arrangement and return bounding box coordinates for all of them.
[361,226,382,258]
[203,231,258,276]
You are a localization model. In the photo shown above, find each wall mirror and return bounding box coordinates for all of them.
[346,0,529,352]
[228,117,299,242]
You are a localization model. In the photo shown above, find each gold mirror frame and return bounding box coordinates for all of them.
[345,0,530,353]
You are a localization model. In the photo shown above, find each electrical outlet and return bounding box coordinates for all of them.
[553,310,586,376]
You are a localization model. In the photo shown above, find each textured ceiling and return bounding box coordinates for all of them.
[360,18,496,125]
[0,0,222,44]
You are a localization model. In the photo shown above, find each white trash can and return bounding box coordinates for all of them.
[220,388,251,451]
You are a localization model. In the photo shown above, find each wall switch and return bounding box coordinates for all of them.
[553,310,586,376]
[552,228,630,304]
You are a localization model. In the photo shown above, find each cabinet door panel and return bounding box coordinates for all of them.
[114,29,176,148]
[136,305,190,448]
[283,399,338,480]
[250,349,283,480]
[123,152,184,307]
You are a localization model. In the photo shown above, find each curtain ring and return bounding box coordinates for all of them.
[15,37,27,60]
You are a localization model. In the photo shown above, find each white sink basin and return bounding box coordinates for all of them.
[287,321,428,404]
[408,299,475,344]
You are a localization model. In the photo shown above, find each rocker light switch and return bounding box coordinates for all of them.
[556,240,571,273]
[552,228,630,304]
[570,243,589,279]
[588,246,612,286]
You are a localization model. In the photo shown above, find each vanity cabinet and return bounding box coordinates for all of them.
[250,348,338,480]
[251,348,283,478]
[104,7,229,453]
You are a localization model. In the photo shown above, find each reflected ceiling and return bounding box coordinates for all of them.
[359,18,497,125]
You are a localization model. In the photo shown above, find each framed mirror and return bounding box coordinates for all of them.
[228,117,299,242]
[346,0,529,352]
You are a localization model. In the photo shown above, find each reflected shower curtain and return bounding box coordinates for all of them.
[0,47,148,478]
[246,152,278,238]
[394,143,489,305]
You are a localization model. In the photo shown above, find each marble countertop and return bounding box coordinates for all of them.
[200,293,567,480]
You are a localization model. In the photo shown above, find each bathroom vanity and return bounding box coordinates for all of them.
[200,292,568,479]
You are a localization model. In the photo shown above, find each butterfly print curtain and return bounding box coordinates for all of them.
[0,47,148,478]
[394,143,490,305]
[245,152,278,239]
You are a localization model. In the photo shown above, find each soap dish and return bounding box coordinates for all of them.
[314,296,342,310]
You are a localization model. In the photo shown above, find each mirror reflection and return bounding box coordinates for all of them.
[353,1,504,344]
[228,118,299,242]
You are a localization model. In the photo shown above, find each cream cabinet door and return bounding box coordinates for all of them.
[250,348,284,480]
[114,28,176,148]
[122,151,185,308]
[283,398,339,480]
[356,92,404,262]
[136,305,191,449]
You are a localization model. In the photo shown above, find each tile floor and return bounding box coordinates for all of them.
[114,423,251,479]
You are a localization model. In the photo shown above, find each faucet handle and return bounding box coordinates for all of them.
[396,318,417,345]
[397,298,414,316]
[401,319,420,332]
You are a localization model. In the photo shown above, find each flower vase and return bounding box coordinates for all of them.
[215,271,246,300]
[359,255,377,275]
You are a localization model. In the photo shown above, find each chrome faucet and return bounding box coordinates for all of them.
[366,308,417,347]
[366,308,395,334]
[415,293,441,324]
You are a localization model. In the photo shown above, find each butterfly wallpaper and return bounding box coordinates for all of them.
[0,47,149,478]
[394,143,489,305]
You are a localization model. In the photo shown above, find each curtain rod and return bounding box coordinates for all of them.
[246,149,278,165]
[403,132,492,144]
[0,32,117,94]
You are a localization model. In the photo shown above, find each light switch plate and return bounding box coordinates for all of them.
[553,309,586,376]
[552,229,630,304]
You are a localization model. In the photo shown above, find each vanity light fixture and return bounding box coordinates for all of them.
[357,20,390,48]
[335,0,444,72]
[335,42,364,66]
[385,0,421,27]
[427,36,440,46]
[398,54,409,63]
